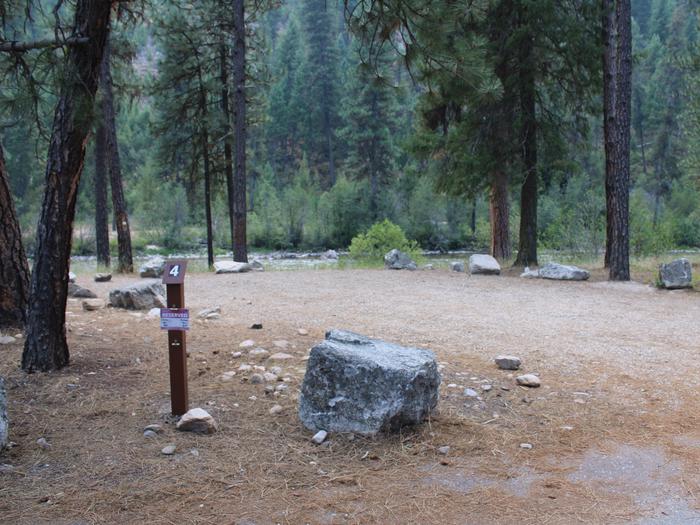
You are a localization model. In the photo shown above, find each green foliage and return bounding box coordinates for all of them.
[349,219,420,260]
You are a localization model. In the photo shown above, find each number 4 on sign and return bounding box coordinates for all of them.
[163,260,187,285]
[169,265,180,277]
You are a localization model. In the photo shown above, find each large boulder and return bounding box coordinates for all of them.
[658,258,692,289]
[139,257,166,278]
[0,377,8,451]
[109,282,166,310]
[68,283,97,298]
[299,330,441,435]
[384,249,417,271]
[469,254,501,275]
[214,260,252,274]
[538,263,590,281]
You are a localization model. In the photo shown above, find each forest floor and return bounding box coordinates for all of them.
[2,267,700,524]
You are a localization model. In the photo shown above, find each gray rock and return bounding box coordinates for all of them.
[269,352,294,361]
[139,257,166,278]
[161,445,176,455]
[263,372,278,382]
[109,282,166,310]
[250,260,265,272]
[36,437,51,449]
[250,373,264,384]
[520,443,533,450]
[298,328,309,336]
[143,430,158,438]
[468,254,501,275]
[0,336,16,345]
[450,261,465,273]
[299,329,441,435]
[516,374,541,388]
[82,299,105,311]
[144,424,162,433]
[68,271,76,283]
[321,250,339,260]
[0,377,7,451]
[176,408,217,434]
[311,430,328,444]
[197,306,221,319]
[520,267,540,279]
[437,446,450,455]
[384,249,417,271]
[659,258,692,289]
[94,273,112,282]
[214,261,252,274]
[423,264,435,270]
[463,388,478,398]
[269,404,284,415]
[538,263,589,281]
[495,355,521,370]
[68,283,97,298]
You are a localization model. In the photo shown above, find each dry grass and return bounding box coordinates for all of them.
[1,268,700,524]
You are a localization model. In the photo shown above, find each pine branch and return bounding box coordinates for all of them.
[0,36,88,52]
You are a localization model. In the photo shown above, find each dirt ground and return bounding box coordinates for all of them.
[2,267,700,524]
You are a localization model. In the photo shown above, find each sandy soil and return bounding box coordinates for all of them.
[2,268,700,524]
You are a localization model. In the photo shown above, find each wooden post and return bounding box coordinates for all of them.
[162,260,189,415]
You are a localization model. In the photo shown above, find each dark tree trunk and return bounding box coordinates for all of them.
[199,86,214,268]
[0,142,30,329]
[324,106,336,188]
[232,0,248,263]
[515,30,538,267]
[470,197,477,236]
[490,171,511,260]
[220,43,236,257]
[22,1,113,372]
[100,39,133,274]
[94,121,110,268]
[602,0,631,280]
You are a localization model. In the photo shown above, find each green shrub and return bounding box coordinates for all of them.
[349,219,421,259]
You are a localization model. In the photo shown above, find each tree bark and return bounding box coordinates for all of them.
[94,120,111,267]
[602,0,631,280]
[100,39,133,274]
[0,142,30,329]
[198,84,214,268]
[220,43,236,257]
[515,29,538,267]
[490,171,511,260]
[232,0,248,263]
[22,1,113,372]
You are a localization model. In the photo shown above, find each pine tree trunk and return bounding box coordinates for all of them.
[201,122,214,268]
[470,198,477,236]
[22,1,112,372]
[0,142,30,329]
[94,121,111,268]
[233,0,248,263]
[220,43,236,257]
[515,30,538,267]
[603,0,631,280]
[100,39,133,274]
[490,171,511,260]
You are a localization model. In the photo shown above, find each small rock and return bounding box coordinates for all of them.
[94,273,112,282]
[161,445,176,455]
[36,437,51,450]
[273,340,289,349]
[269,352,294,361]
[197,306,221,319]
[269,366,283,375]
[250,260,265,272]
[311,430,328,444]
[238,364,252,372]
[239,340,255,348]
[516,374,541,388]
[450,261,465,273]
[82,299,105,311]
[321,250,339,260]
[231,351,243,358]
[249,348,269,358]
[144,424,162,433]
[147,308,160,319]
[495,355,521,371]
[250,323,263,330]
[520,443,533,450]
[423,264,434,270]
[520,267,539,279]
[263,372,278,382]
[220,371,236,381]
[176,408,218,434]
[269,404,284,415]
[437,446,450,455]
[250,373,264,384]
[482,384,492,392]
[297,328,309,336]
[561,426,574,431]
[275,384,288,392]
[0,336,16,345]
[68,271,76,283]
[384,249,417,271]
[139,257,166,278]
[143,430,158,438]
[463,388,479,398]
[68,284,97,299]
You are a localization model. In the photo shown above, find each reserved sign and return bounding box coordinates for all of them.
[160,308,190,331]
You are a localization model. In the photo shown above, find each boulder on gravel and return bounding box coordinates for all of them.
[0,377,7,451]
[299,329,441,435]
[109,282,166,310]
[658,258,692,289]
[450,261,465,273]
[469,254,501,275]
[68,283,97,298]
[214,260,252,274]
[176,408,218,434]
[384,249,417,271]
[538,263,589,281]
[197,306,221,319]
[139,257,166,278]
[94,273,112,282]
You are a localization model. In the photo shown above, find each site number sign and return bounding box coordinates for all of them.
[162,260,187,284]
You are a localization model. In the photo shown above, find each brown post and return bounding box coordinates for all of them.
[162,260,189,415]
